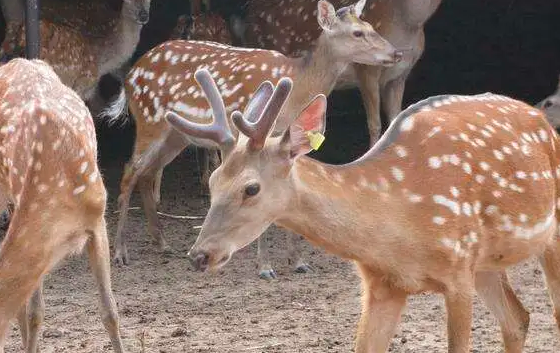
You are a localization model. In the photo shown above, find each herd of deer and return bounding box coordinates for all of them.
[0,0,559,352]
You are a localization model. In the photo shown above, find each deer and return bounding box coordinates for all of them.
[0,59,124,352]
[102,0,403,278]
[167,68,560,353]
[231,0,443,146]
[536,75,560,129]
[0,0,151,102]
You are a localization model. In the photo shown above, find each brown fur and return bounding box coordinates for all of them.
[0,59,123,353]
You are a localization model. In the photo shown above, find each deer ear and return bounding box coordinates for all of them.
[281,95,327,159]
[317,0,337,31]
[354,0,366,18]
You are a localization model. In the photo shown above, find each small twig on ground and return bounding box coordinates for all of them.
[113,207,205,220]
[241,343,284,351]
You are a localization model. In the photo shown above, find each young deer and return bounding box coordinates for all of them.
[168,69,560,353]
[536,75,560,129]
[104,0,402,275]
[232,0,443,145]
[0,0,151,102]
[0,59,124,352]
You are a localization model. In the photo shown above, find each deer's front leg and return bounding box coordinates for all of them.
[257,233,276,279]
[380,73,409,123]
[355,265,407,353]
[355,63,383,146]
[445,281,475,353]
[287,232,312,273]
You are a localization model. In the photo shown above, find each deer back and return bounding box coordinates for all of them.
[0,59,105,215]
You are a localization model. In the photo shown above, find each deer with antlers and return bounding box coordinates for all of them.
[537,75,560,129]
[0,59,124,352]
[0,0,151,102]
[168,68,560,353]
[103,0,402,277]
[232,0,443,145]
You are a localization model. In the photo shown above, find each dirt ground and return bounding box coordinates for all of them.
[4,149,560,353]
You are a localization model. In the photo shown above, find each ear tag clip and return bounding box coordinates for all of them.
[306,131,325,151]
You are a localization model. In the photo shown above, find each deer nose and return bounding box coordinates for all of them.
[189,252,210,272]
[137,9,149,24]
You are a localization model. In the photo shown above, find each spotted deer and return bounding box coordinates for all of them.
[0,0,151,102]
[537,75,560,129]
[103,0,402,276]
[0,59,124,352]
[169,69,560,353]
[233,0,443,145]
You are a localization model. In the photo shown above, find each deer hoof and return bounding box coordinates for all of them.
[113,251,130,267]
[259,269,277,280]
[294,263,313,273]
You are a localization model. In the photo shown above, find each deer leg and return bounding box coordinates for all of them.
[475,271,529,353]
[355,265,407,353]
[114,130,190,264]
[444,278,475,353]
[153,169,163,205]
[87,217,124,353]
[197,147,211,196]
[17,305,28,350]
[287,231,312,273]
[355,64,383,146]
[138,172,168,252]
[380,74,408,123]
[257,233,276,279]
[23,283,44,353]
[539,240,560,331]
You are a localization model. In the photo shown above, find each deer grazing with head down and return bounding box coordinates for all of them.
[537,75,560,129]
[0,0,151,102]
[169,68,560,353]
[103,0,402,278]
[232,0,443,145]
[0,59,124,352]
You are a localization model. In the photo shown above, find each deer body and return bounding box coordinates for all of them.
[0,59,124,352]
[236,0,443,144]
[105,0,401,269]
[0,0,150,101]
[167,69,560,352]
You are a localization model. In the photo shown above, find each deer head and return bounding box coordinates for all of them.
[536,75,560,129]
[122,0,151,25]
[317,0,401,66]
[166,70,326,271]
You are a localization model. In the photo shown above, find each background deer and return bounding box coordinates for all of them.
[232,0,443,145]
[0,59,124,352]
[169,69,560,353]
[537,75,560,129]
[0,0,151,102]
[103,0,402,277]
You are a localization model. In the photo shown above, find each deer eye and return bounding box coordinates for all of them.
[543,100,553,109]
[244,183,261,197]
[353,30,364,38]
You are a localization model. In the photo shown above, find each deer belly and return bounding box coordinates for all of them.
[476,223,557,271]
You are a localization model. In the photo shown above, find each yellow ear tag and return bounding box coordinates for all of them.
[306,131,325,151]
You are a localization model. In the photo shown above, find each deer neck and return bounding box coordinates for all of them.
[273,35,349,133]
[94,11,143,77]
[275,156,403,266]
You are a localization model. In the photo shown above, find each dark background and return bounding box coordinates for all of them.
[4,0,560,165]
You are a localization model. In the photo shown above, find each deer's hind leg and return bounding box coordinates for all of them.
[539,237,560,332]
[87,216,124,353]
[475,271,529,353]
[0,208,87,352]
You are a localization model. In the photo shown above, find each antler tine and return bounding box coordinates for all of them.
[233,77,293,150]
[165,69,235,147]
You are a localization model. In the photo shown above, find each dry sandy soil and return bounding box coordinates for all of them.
[4,149,560,353]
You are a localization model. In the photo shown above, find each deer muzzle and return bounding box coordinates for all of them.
[188,251,210,272]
